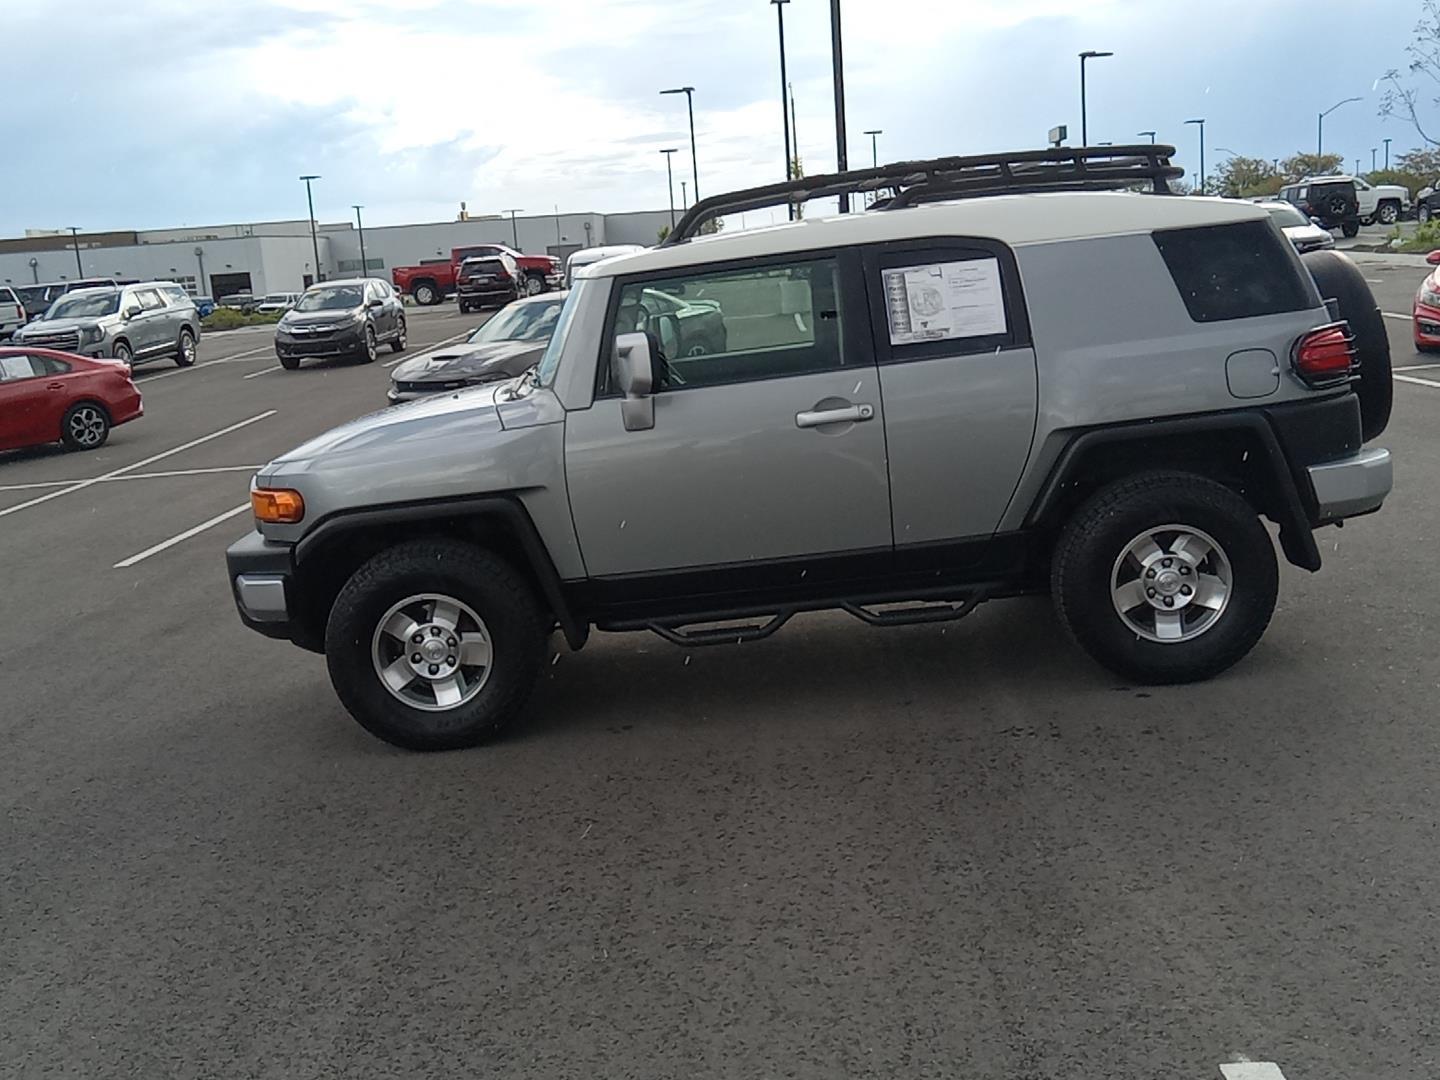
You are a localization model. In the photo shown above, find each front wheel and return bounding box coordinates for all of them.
[175,328,196,367]
[324,540,547,750]
[390,319,407,353]
[1341,221,1361,238]
[1052,472,1278,685]
[111,340,133,369]
[1422,204,1434,224]
[359,324,378,363]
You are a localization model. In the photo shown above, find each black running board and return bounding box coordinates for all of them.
[629,585,996,648]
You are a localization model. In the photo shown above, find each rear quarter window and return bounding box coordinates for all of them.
[1153,221,1312,323]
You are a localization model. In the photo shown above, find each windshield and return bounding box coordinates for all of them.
[1264,203,1312,227]
[469,296,566,344]
[294,285,362,312]
[535,282,587,385]
[45,291,120,319]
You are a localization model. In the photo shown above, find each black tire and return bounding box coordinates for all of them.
[60,401,110,451]
[278,351,300,370]
[1052,472,1278,685]
[1301,249,1393,440]
[359,324,378,363]
[458,301,471,314]
[324,539,547,750]
[1421,204,1434,225]
[175,327,196,367]
[524,273,545,296]
[390,318,407,353]
[1341,221,1360,238]
[413,282,439,306]
[1378,201,1400,226]
[111,340,133,369]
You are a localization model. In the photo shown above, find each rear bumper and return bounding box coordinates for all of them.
[227,529,299,642]
[1307,447,1393,522]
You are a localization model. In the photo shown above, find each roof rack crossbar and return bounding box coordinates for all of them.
[661,144,1181,245]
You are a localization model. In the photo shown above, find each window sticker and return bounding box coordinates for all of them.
[882,259,1007,345]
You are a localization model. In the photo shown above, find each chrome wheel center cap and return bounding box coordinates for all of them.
[420,638,447,663]
[1155,569,1183,595]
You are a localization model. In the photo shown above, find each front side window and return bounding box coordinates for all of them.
[609,257,845,392]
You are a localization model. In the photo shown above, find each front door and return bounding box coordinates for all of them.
[565,250,892,580]
[0,354,54,450]
[129,287,169,355]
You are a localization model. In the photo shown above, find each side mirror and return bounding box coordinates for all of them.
[1426,250,1440,266]
[615,331,655,431]
[367,297,384,308]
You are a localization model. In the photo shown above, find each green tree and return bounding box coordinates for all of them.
[1280,153,1344,182]
[657,224,672,242]
[1214,156,1280,198]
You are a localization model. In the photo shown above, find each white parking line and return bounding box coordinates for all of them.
[0,411,275,519]
[1219,1063,1288,1080]
[134,345,277,383]
[1383,312,1412,321]
[0,464,261,494]
[113,503,251,568]
[383,329,472,367]
[1395,372,1440,388]
[1394,362,1440,371]
[242,365,283,379]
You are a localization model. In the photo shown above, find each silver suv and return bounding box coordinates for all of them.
[227,146,1394,751]
[13,281,200,369]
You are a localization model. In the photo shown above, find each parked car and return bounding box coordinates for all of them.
[1258,201,1335,254]
[273,278,407,369]
[392,244,563,305]
[0,346,143,453]
[0,286,25,340]
[565,244,645,286]
[221,292,257,312]
[11,282,200,369]
[1411,249,1440,352]
[1277,176,1410,235]
[256,292,302,314]
[1353,177,1411,225]
[193,295,218,318]
[388,291,568,403]
[13,280,119,322]
[455,255,522,312]
[227,146,1393,751]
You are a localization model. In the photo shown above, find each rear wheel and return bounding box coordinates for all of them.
[390,318,407,353]
[324,540,547,750]
[1052,472,1278,685]
[1422,204,1434,224]
[61,402,110,451]
[175,328,196,367]
[413,282,438,306]
[1378,201,1401,225]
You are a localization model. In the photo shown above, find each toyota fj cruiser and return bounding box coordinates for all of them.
[227,146,1395,751]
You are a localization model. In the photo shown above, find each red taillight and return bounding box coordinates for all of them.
[1293,323,1357,385]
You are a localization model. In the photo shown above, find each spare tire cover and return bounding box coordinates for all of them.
[1300,249,1392,441]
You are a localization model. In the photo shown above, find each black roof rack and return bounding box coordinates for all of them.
[661,144,1183,246]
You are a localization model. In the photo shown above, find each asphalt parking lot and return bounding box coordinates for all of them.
[3,286,1439,1079]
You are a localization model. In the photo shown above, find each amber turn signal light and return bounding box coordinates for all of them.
[251,488,305,524]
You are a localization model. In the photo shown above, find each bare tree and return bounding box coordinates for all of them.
[1382,0,1440,145]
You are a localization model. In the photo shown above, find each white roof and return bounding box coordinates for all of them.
[586,192,1269,278]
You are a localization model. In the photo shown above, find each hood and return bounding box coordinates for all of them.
[18,315,106,335]
[265,384,506,471]
[390,339,544,383]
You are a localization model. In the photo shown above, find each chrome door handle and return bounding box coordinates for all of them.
[795,403,874,428]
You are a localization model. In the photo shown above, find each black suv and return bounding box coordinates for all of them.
[1278,179,1361,237]
[456,255,522,313]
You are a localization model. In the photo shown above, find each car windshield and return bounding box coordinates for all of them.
[468,297,565,343]
[1264,203,1312,227]
[534,282,587,384]
[45,291,119,318]
[294,285,362,311]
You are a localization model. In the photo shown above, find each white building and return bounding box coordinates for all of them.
[0,209,674,299]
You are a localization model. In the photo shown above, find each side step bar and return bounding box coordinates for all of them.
[636,586,995,648]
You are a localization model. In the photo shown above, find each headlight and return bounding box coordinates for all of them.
[1422,288,1440,309]
[80,325,104,346]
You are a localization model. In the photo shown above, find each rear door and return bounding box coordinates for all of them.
[565,249,894,579]
[860,240,1038,558]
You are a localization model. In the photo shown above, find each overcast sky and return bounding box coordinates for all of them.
[1,0,1431,235]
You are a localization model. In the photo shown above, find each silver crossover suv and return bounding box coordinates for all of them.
[13,282,200,369]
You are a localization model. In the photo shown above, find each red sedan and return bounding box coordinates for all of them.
[0,346,143,453]
[1414,249,1440,353]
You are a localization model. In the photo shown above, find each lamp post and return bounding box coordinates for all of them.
[299,175,322,283]
[1185,118,1206,195]
[660,148,678,229]
[352,205,367,277]
[68,226,83,277]
[1371,147,1378,173]
[1384,137,1393,170]
[1079,50,1113,146]
[1318,96,1361,158]
[681,180,688,208]
[772,0,794,217]
[502,209,523,249]
[660,86,700,203]
[193,246,206,295]
[1137,130,1157,144]
[28,257,38,284]
[830,0,849,210]
[863,128,882,168]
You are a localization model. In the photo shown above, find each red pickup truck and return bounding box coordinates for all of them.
[391,244,563,305]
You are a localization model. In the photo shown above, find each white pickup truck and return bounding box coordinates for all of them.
[1353,177,1411,225]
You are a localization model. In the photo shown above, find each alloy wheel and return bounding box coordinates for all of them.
[1110,524,1232,643]
[370,592,494,711]
[68,406,106,447]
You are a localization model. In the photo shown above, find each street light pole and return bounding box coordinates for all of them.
[680,180,688,208]
[1318,96,1361,159]
[660,87,700,203]
[1384,137,1393,170]
[1371,147,1378,173]
[352,205,367,277]
[660,148,678,229]
[67,226,83,277]
[830,0,849,211]
[1078,50,1113,146]
[1185,118,1206,195]
[1137,130,1157,144]
[299,175,322,283]
[503,209,523,249]
[863,128,882,168]
[772,0,794,219]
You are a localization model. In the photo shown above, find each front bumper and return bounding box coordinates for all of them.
[1307,447,1392,522]
[1413,300,1440,345]
[275,324,365,358]
[227,529,300,642]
